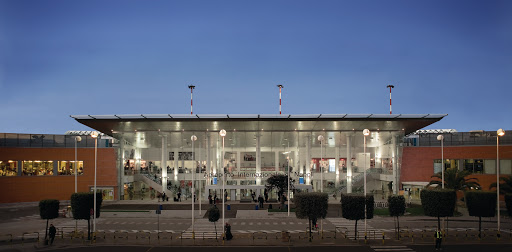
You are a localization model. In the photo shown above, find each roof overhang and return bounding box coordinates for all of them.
[71,113,445,135]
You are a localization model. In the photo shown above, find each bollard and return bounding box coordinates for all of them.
[497,230,501,241]
[411,231,414,243]
[382,232,385,244]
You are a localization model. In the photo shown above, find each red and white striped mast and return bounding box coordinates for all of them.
[188,85,195,115]
[387,85,394,114]
[277,84,284,114]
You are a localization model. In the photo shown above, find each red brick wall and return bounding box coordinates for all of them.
[401,145,512,191]
[0,147,118,203]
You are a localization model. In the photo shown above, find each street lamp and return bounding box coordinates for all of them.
[497,129,505,236]
[191,134,197,237]
[219,129,227,238]
[75,136,82,193]
[90,131,99,235]
[317,135,324,193]
[437,135,445,189]
[363,129,370,242]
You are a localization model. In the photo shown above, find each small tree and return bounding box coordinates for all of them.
[71,192,103,240]
[294,192,328,241]
[465,191,496,238]
[420,189,456,230]
[39,199,59,242]
[341,194,374,240]
[489,175,512,194]
[266,174,294,201]
[208,205,220,239]
[506,194,512,217]
[388,195,406,240]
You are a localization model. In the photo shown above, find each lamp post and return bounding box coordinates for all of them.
[219,129,227,238]
[90,131,99,234]
[497,129,505,236]
[287,141,290,217]
[317,135,324,193]
[363,129,370,242]
[437,135,445,189]
[74,135,81,233]
[191,134,197,237]
[74,136,82,193]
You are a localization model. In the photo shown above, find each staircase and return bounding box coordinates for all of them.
[134,172,173,196]
[339,168,382,193]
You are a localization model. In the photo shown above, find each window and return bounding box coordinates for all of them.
[464,159,484,174]
[0,160,17,176]
[58,161,84,175]
[23,161,53,176]
[500,160,512,175]
[484,160,496,174]
[433,159,457,174]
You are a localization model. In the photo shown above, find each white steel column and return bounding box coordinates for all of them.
[206,133,211,185]
[391,134,398,194]
[335,147,340,187]
[174,149,179,182]
[275,150,279,171]
[306,135,311,185]
[161,135,168,194]
[256,133,261,185]
[346,133,353,193]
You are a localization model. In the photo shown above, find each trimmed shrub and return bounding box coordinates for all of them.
[420,189,456,229]
[294,192,328,241]
[341,194,374,239]
[505,194,512,217]
[39,199,59,241]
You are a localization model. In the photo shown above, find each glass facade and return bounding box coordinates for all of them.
[119,130,403,200]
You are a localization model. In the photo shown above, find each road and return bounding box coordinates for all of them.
[17,244,512,252]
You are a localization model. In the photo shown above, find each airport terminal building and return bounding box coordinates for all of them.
[68,113,445,201]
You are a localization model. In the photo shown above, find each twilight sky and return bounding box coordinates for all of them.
[1,0,511,134]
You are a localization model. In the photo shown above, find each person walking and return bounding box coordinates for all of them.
[258,195,264,209]
[435,229,443,250]
[225,222,233,240]
[48,224,56,245]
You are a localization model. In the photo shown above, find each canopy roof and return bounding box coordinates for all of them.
[71,114,445,148]
[71,113,445,135]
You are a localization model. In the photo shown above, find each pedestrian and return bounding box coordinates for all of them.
[435,229,443,250]
[214,194,218,205]
[258,195,264,209]
[162,192,166,202]
[48,224,56,245]
[224,190,228,201]
[264,189,269,203]
[225,222,233,240]
[157,192,161,202]
[178,191,181,202]
[208,194,212,205]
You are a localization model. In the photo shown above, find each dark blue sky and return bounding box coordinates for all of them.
[1,0,511,134]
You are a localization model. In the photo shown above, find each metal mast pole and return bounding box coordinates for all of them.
[188,85,195,115]
[277,85,283,114]
[387,85,394,114]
